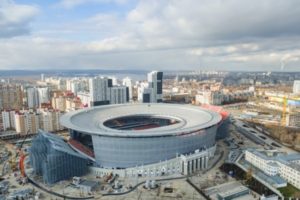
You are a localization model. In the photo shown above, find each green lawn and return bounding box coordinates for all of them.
[278,184,300,198]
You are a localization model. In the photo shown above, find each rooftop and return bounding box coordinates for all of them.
[246,149,300,172]
[39,130,87,159]
[218,186,249,198]
[60,103,222,137]
[78,180,99,187]
[239,158,287,187]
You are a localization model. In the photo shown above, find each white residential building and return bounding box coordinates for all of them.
[293,80,300,94]
[66,78,88,95]
[122,77,133,101]
[27,87,50,108]
[138,82,155,103]
[77,92,91,107]
[37,87,50,105]
[1,111,11,131]
[89,77,129,106]
[89,77,112,106]
[110,86,128,104]
[26,87,39,108]
[1,110,16,130]
[108,76,118,86]
[245,149,300,189]
[147,71,163,103]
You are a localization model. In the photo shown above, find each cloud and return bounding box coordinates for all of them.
[1,0,300,71]
[57,0,128,9]
[0,0,39,38]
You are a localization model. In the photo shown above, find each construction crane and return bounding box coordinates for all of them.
[281,96,288,126]
[8,130,30,176]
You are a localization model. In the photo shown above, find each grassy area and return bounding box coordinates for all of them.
[278,184,300,198]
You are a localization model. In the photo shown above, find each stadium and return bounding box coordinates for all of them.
[60,103,223,169]
[29,103,228,183]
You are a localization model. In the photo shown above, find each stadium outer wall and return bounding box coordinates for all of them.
[61,103,223,170]
[73,125,218,168]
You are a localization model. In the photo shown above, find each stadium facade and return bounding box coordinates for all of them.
[30,103,228,183]
[60,104,225,176]
[29,131,88,184]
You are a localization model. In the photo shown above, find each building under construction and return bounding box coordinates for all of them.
[29,130,88,184]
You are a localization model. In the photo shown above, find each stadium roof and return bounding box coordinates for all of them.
[60,103,222,137]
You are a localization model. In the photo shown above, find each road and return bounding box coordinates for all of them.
[234,119,297,153]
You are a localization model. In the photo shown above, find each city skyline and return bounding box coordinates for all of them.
[1,0,300,71]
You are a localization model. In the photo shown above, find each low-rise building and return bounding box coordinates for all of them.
[245,149,300,189]
[72,177,99,193]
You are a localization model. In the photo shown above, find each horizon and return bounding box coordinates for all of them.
[0,69,300,72]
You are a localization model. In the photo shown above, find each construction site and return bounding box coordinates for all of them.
[225,90,300,151]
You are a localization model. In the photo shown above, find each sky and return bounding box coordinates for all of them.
[0,0,300,71]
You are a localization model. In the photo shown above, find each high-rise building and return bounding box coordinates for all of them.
[39,109,63,132]
[41,74,45,82]
[0,84,23,110]
[45,78,66,90]
[26,87,39,108]
[110,86,128,104]
[66,98,82,111]
[89,77,112,106]
[77,92,91,107]
[122,77,133,101]
[138,82,151,103]
[37,87,50,105]
[147,71,163,103]
[109,76,118,86]
[138,87,154,103]
[137,71,163,103]
[66,78,88,96]
[27,87,50,108]
[1,110,16,131]
[9,110,16,129]
[293,80,300,94]
[15,111,40,134]
[51,96,66,112]
[0,113,3,131]
[1,111,11,131]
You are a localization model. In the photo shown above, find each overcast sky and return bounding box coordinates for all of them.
[0,0,300,71]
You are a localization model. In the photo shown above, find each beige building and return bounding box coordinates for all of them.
[51,96,66,111]
[45,77,66,90]
[195,91,223,105]
[39,109,63,132]
[15,111,40,135]
[66,98,82,111]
